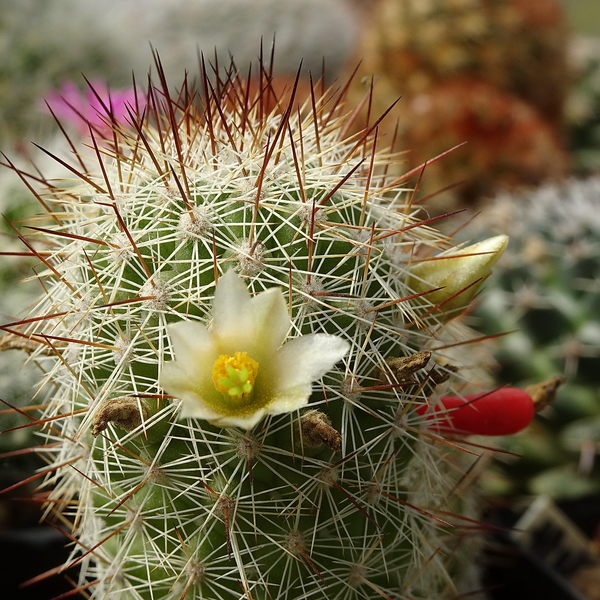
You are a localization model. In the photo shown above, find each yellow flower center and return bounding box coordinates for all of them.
[212,352,259,403]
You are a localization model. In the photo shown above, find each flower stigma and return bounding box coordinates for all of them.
[212,352,259,402]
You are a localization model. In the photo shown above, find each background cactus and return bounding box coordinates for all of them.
[356,0,570,124]
[1,63,513,599]
[567,36,600,175]
[467,177,600,498]
[346,0,571,206]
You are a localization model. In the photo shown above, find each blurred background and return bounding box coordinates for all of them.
[563,0,600,35]
[1,1,599,598]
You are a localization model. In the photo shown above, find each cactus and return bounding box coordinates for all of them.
[468,177,600,498]
[0,0,363,448]
[347,0,570,206]
[357,0,569,125]
[1,63,515,599]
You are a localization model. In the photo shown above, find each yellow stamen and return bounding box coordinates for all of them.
[212,352,259,403]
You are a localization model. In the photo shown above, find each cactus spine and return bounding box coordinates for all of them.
[3,64,506,599]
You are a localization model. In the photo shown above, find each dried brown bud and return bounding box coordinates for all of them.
[92,396,150,437]
[379,350,432,385]
[526,376,565,412]
[427,362,459,387]
[299,410,341,452]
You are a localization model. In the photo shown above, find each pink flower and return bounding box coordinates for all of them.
[44,80,144,137]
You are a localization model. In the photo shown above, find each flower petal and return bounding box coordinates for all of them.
[248,286,290,356]
[160,321,219,410]
[177,391,224,421]
[266,383,313,416]
[167,321,217,372]
[211,408,268,430]
[271,334,349,392]
[160,361,204,401]
[211,270,254,352]
[160,361,189,396]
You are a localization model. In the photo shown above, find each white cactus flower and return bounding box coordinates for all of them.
[160,270,350,429]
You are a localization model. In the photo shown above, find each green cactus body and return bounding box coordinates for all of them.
[4,67,503,599]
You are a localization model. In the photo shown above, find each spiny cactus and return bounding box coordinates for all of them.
[468,177,600,498]
[2,62,514,599]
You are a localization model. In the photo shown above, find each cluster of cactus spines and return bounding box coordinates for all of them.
[1,59,510,599]
[468,177,600,497]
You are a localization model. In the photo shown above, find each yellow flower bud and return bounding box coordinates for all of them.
[407,235,508,319]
